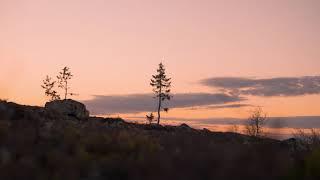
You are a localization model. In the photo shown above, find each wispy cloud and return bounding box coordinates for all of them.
[187,103,252,110]
[201,76,320,97]
[83,93,245,115]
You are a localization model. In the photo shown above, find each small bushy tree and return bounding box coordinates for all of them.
[41,66,75,101]
[57,67,73,100]
[228,124,239,133]
[146,112,155,124]
[150,63,172,124]
[293,128,320,150]
[245,107,267,137]
[41,75,60,101]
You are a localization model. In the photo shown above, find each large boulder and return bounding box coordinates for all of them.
[45,99,89,120]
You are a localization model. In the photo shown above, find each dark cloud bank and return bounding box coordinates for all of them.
[83,93,245,115]
[83,76,320,115]
[201,76,320,97]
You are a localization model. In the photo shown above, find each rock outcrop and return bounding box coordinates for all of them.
[45,99,89,120]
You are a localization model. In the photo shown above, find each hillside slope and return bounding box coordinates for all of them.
[0,100,317,180]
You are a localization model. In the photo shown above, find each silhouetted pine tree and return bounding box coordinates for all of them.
[57,67,73,100]
[150,63,172,124]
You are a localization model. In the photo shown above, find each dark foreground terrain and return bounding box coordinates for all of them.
[0,100,319,180]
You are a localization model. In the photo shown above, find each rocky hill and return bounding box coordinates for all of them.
[0,100,318,180]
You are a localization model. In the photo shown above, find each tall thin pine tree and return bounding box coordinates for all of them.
[150,63,172,124]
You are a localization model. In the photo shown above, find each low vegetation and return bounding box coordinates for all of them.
[0,100,319,179]
[146,112,155,124]
[293,128,320,151]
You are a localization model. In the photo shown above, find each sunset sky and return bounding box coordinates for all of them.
[1,0,320,133]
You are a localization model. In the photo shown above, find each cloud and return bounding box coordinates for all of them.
[187,103,252,110]
[83,93,245,115]
[201,76,320,97]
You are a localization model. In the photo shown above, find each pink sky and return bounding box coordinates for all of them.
[1,0,320,122]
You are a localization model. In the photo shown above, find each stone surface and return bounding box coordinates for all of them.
[179,123,192,129]
[45,99,89,119]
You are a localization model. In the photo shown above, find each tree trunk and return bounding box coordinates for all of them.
[157,85,162,124]
[157,95,161,124]
[65,81,68,100]
[255,120,259,136]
